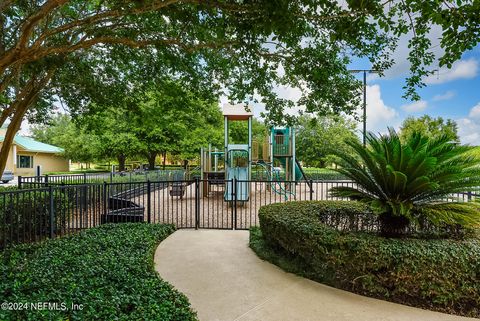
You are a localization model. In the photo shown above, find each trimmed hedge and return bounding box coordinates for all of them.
[0,223,197,321]
[255,201,480,317]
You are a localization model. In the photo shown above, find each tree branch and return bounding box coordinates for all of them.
[23,37,240,65]
[402,0,417,38]
[16,0,69,50]
[33,0,183,47]
[0,0,15,15]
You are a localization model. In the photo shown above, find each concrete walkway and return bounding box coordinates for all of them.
[154,230,476,321]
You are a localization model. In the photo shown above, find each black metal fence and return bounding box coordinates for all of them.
[1,179,354,248]
[18,170,186,188]
[2,178,478,249]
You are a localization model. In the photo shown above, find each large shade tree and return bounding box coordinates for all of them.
[0,0,479,175]
[399,115,459,143]
[296,114,359,168]
[30,113,100,165]
[81,106,142,171]
[133,81,223,169]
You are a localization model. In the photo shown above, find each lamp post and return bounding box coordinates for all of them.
[349,69,381,146]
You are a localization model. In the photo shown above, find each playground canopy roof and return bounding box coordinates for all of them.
[223,103,252,120]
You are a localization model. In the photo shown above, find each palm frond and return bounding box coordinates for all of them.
[332,127,480,233]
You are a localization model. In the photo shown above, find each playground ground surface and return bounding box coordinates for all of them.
[130,180,346,229]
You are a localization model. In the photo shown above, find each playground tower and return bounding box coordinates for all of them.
[200,104,310,201]
[270,128,295,182]
[223,103,252,201]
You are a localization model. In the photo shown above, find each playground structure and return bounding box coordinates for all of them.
[254,127,311,199]
[200,103,311,201]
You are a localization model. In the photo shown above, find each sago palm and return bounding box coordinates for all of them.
[331,128,480,237]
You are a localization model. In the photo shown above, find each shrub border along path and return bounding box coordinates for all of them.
[0,223,197,321]
[254,201,480,318]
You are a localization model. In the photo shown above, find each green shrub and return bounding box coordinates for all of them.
[255,201,480,317]
[0,186,18,192]
[304,171,347,180]
[0,223,197,321]
[303,168,348,181]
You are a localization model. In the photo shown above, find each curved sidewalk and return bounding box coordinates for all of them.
[154,230,476,321]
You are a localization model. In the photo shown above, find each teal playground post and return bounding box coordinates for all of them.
[223,104,252,202]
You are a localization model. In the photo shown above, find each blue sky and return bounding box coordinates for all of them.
[236,37,480,146]
[349,44,480,145]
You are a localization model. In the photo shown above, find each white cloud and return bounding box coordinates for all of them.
[365,84,400,133]
[432,90,456,101]
[401,100,428,113]
[275,85,303,102]
[424,58,478,85]
[468,103,480,120]
[457,102,480,145]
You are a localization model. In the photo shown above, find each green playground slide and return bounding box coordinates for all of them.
[255,161,294,200]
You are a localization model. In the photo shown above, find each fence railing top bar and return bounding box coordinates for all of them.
[55,183,105,189]
[104,179,196,186]
[20,169,184,178]
[0,186,50,194]
[236,179,353,183]
[310,179,355,182]
[21,174,86,179]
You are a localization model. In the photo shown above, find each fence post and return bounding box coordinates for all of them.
[233,177,237,230]
[83,172,87,184]
[110,172,113,184]
[147,180,151,223]
[81,185,87,228]
[18,176,22,189]
[309,179,314,201]
[45,174,49,187]
[103,182,108,216]
[195,177,200,229]
[49,185,55,238]
[468,191,472,202]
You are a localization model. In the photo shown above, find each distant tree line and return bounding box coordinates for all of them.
[31,81,271,171]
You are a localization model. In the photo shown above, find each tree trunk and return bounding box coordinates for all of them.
[0,110,24,175]
[147,151,157,170]
[162,151,167,170]
[0,68,56,176]
[117,155,126,172]
[379,213,410,238]
[183,159,189,169]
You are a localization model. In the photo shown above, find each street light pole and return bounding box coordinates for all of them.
[363,70,366,146]
[349,69,381,147]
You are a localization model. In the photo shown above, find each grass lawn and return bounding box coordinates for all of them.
[0,223,197,321]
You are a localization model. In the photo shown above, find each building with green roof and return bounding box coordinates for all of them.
[0,127,69,176]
